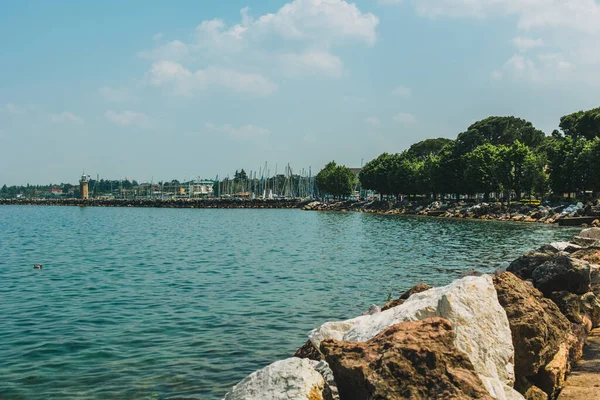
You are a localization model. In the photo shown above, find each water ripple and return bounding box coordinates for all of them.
[0,206,579,399]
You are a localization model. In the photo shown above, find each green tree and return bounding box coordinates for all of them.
[407,138,453,159]
[559,107,600,140]
[467,116,545,148]
[463,143,502,200]
[359,153,395,198]
[388,153,423,198]
[316,161,357,199]
[547,137,588,197]
[497,141,534,200]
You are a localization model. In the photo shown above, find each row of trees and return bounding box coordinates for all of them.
[366,109,600,200]
[315,107,600,201]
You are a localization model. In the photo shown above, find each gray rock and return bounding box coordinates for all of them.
[531,255,591,296]
[579,227,600,240]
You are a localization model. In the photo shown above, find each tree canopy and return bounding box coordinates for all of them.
[316,161,357,199]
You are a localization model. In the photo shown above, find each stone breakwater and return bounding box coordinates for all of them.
[0,198,306,209]
[302,200,600,226]
[222,227,600,400]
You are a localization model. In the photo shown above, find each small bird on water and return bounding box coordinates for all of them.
[33,264,43,269]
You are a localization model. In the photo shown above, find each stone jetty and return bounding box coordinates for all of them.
[0,197,305,209]
[222,228,600,400]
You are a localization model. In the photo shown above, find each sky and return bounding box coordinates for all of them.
[1,0,600,186]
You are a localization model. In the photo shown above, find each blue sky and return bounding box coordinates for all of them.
[2,0,599,185]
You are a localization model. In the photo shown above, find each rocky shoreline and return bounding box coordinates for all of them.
[222,228,600,400]
[303,199,600,226]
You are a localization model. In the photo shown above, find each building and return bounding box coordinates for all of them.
[79,173,89,199]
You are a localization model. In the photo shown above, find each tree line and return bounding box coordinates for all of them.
[316,107,600,201]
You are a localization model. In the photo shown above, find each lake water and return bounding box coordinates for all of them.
[0,206,579,399]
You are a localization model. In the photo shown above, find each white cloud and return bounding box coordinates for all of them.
[378,0,402,4]
[279,49,343,77]
[105,110,151,128]
[512,37,543,52]
[49,111,84,124]
[152,32,164,41]
[138,0,378,84]
[99,87,137,103]
[393,112,417,124]
[5,103,26,115]
[391,85,412,97]
[365,117,381,126]
[413,0,600,84]
[138,40,191,62]
[205,122,270,140]
[148,61,277,97]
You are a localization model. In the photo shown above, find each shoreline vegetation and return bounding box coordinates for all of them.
[222,228,600,400]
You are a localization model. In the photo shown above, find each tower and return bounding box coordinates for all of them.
[79,172,89,199]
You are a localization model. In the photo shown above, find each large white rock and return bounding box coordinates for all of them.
[309,275,524,400]
[222,357,325,400]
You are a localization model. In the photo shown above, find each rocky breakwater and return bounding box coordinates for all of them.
[0,198,304,209]
[221,228,600,400]
[303,200,600,226]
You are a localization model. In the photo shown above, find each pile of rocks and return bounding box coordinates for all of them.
[302,200,600,225]
[222,228,600,400]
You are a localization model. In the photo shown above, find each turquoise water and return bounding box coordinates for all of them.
[0,206,579,399]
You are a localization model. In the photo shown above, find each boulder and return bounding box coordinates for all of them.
[531,254,591,296]
[492,273,575,399]
[549,291,585,325]
[381,283,432,311]
[294,340,323,361]
[320,318,495,400]
[580,292,600,327]
[571,247,600,264]
[507,249,563,280]
[493,273,571,383]
[546,242,581,253]
[579,227,600,240]
[572,236,598,247]
[308,276,521,400]
[222,357,328,400]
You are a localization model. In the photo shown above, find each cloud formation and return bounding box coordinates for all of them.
[49,111,84,124]
[414,0,600,84]
[393,112,417,124]
[391,85,411,97]
[105,110,151,128]
[5,103,26,115]
[139,0,378,94]
[148,61,277,97]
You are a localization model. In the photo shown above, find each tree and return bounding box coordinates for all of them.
[467,116,545,148]
[1,184,7,195]
[463,143,501,200]
[388,152,423,198]
[559,107,600,140]
[316,161,357,199]
[407,138,453,159]
[359,153,395,198]
[547,137,588,197]
[496,141,535,200]
[522,152,548,199]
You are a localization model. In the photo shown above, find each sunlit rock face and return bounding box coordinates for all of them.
[222,357,327,400]
[320,318,495,400]
[308,275,521,400]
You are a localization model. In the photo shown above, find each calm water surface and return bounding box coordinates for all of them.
[0,206,579,399]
